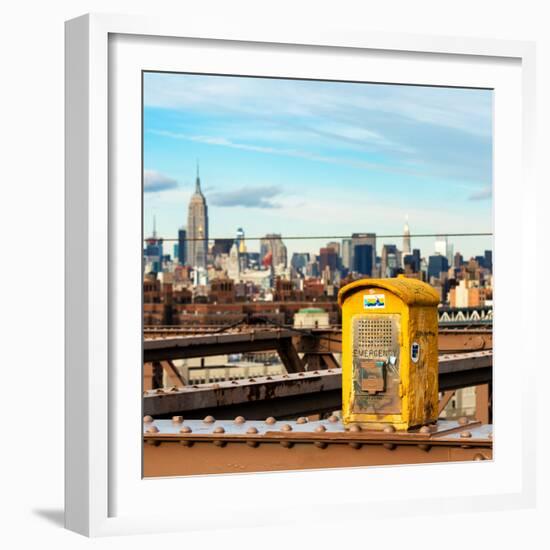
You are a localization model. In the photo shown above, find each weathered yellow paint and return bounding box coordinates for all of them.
[338,276,439,430]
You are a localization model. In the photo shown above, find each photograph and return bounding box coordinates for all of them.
[141,72,494,477]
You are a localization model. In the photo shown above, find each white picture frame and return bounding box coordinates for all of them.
[65,13,537,537]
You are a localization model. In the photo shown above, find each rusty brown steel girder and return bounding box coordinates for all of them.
[143,329,307,373]
[143,418,492,477]
[143,328,492,364]
[144,368,343,419]
[143,351,492,419]
[437,329,492,352]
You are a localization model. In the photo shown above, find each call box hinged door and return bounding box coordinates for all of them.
[351,314,401,415]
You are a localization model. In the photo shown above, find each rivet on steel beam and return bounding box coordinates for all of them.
[246,440,259,448]
[179,426,192,433]
[143,415,154,423]
[473,453,486,461]
[282,375,289,378]
[172,416,184,423]
[180,440,194,447]
[327,369,333,373]
[383,425,396,433]
[458,416,469,426]
[314,441,328,449]
[315,425,327,433]
[266,376,273,380]
[234,416,246,424]
[383,442,396,450]
[203,415,216,423]
[313,371,319,375]
[281,424,293,432]
[460,430,472,438]
[348,424,362,432]
[419,426,431,435]
[155,389,165,394]
[248,378,256,382]
[265,417,276,425]
[280,441,293,448]
[213,426,225,434]
[213,439,226,447]
[349,442,362,450]
[246,426,258,434]
[146,425,159,434]
[298,373,304,377]
[328,415,339,423]
[296,417,308,424]
[169,386,179,392]
[417,443,431,452]
[231,380,239,385]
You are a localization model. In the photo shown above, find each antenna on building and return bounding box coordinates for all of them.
[195,159,201,193]
[153,214,157,238]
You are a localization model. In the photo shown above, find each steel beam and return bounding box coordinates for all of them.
[144,351,492,418]
[143,329,297,362]
[143,418,492,477]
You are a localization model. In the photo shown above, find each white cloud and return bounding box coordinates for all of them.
[144,170,179,193]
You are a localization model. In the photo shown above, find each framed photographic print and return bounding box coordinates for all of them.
[65,13,537,536]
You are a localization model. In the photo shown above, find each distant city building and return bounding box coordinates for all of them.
[260,234,288,268]
[227,242,240,281]
[353,244,374,276]
[326,241,340,256]
[186,165,209,269]
[177,228,187,265]
[449,279,489,308]
[236,227,247,254]
[212,238,233,257]
[247,252,260,269]
[403,248,421,273]
[341,239,352,269]
[293,307,330,329]
[305,259,320,278]
[453,252,464,268]
[319,247,338,273]
[144,216,163,273]
[291,252,310,274]
[435,235,448,257]
[484,250,493,273]
[402,217,411,258]
[381,244,401,277]
[351,233,376,275]
[428,254,449,281]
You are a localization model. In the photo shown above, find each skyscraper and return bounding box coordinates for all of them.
[402,216,411,257]
[341,239,352,269]
[186,164,209,269]
[351,233,376,275]
[177,228,187,265]
[435,235,448,258]
[428,254,449,281]
[381,244,400,277]
[144,215,163,273]
[260,234,288,268]
[353,244,374,276]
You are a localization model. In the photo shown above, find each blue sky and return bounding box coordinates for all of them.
[143,72,493,259]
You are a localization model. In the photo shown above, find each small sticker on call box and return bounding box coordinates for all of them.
[363,294,385,309]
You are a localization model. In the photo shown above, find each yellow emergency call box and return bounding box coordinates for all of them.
[337,276,440,431]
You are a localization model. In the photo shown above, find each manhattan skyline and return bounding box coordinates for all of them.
[143,72,493,258]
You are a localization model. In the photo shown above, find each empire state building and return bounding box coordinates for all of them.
[186,165,209,268]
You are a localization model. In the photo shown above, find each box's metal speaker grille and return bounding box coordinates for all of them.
[353,316,397,360]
